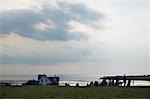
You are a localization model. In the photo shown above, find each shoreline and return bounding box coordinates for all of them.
[1,80,150,87]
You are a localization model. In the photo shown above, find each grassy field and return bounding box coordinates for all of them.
[0,85,150,99]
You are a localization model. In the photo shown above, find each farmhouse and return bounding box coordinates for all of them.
[38,74,59,85]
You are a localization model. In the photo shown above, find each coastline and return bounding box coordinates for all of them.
[0,74,150,86]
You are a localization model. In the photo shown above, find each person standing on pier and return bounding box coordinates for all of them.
[123,74,126,86]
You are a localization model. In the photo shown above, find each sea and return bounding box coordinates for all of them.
[0,74,150,86]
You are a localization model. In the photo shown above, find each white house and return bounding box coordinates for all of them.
[38,74,59,86]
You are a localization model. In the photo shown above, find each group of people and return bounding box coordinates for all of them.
[64,75,131,87]
[99,75,131,87]
[88,79,130,87]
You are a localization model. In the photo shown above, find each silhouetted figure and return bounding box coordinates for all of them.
[111,79,115,86]
[108,79,111,86]
[90,81,94,87]
[118,81,123,86]
[109,79,115,86]
[101,79,107,86]
[123,74,126,86]
[65,83,68,86]
[65,83,69,87]
[115,77,119,86]
[87,83,90,87]
[76,83,79,87]
[94,81,99,87]
[127,79,131,87]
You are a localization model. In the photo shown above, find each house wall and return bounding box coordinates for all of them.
[39,76,52,85]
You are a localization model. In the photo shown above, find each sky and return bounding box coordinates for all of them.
[0,0,149,75]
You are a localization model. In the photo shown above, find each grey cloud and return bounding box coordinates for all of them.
[0,2,104,41]
[0,46,90,65]
[69,3,103,23]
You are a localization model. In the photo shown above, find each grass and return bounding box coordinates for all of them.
[0,85,150,99]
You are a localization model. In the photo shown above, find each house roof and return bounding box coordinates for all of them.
[48,77,59,81]
[38,74,47,80]
[38,74,59,82]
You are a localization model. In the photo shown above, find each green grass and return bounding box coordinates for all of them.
[0,85,150,99]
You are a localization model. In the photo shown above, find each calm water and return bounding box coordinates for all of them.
[0,74,150,86]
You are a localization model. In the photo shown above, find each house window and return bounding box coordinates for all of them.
[46,79,47,82]
[41,79,43,82]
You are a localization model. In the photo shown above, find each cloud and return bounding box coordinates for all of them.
[0,0,42,11]
[0,33,91,65]
[33,20,55,31]
[0,1,104,41]
[0,0,148,75]
[0,32,111,65]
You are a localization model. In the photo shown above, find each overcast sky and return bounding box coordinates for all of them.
[0,0,149,75]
